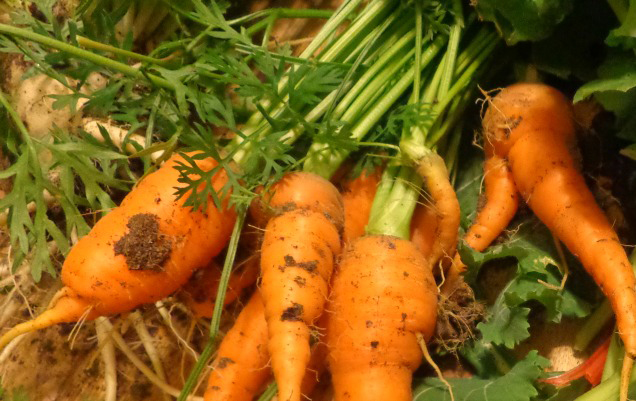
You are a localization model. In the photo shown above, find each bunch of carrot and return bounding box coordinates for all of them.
[2,1,636,401]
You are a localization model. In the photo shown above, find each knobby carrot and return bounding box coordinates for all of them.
[259,171,344,401]
[410,201,441,266]
[341,167,382,244]
[482,82,636,401]
[0,153,236,350]
[326,235,438,401]
[180,255,260,318]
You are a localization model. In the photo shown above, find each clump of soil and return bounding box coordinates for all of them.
[434,281,486,353]
[114,213,172,271]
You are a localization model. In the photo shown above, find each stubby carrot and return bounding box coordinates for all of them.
[0,153,236,349]
[326,235,438,401]
[482,82,636,401]
[259,171,344,401]
[341,167,382,244]
[180,255,260,318]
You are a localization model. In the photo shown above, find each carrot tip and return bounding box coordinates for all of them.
[620,355,634,401]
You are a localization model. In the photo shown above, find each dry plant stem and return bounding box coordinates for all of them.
[0,333,25,364]
[155,300,199,361]
[417,332,455,401]
[95,317,118,401]
[130,311,170,401]
[99,318,203,401]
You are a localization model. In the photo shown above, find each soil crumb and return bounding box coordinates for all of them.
[114,213,172,271]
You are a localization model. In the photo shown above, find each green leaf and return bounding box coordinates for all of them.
[473,0,574,44]
[412,351,550,401]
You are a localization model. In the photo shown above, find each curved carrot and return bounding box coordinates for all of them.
[203,291,270,401]
[259,171,344,401]
[414,153,461,270]
[482,82,636,401]
[463,151,519,252]
[180,255,260,318]
[0,153,236,349]
[326,235,438,401]
[341,167,382,244]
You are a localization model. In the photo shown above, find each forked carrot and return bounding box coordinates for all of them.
[480,82,636,401]
[0,153,236,350]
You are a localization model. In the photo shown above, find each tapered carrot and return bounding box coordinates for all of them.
[203,291,270,401]
[0,153,236,350]
[259,171,344,401]
[341,167,382,244]
[410,201,439,260]
[180,255,260,318]
[326,235,438,401]
[481,82,636,401]
[443,148,519,294]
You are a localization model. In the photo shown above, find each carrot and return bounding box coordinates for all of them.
[203,291,270,401]
[442,148,519,295]
[180,255,260,318]
[481,82,636,401]
[410,201,439,260]
[341,167,382,243]
[259,171,344,401]
[0,153,236,350]
[203,288,329,401]
[326,235,438,401]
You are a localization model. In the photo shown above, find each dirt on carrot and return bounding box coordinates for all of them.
[113,213,172,271]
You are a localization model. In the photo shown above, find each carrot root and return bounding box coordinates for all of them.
[0,292,91,350]
[620,355,633,401]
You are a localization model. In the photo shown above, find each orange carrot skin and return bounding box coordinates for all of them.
[204,291,270,401]
[464,151,519,252]
[62,154,237,317]
[341,168,381,244]
[410,202,439,261]
[326,236,437,401]
[259,172,344,401]
[484,83,636,356]
[181,256,260,318]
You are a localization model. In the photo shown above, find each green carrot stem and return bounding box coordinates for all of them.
[76,35,169,66]
[177,210,246,401]
[574,300,613,351]
[0,24,174,90]
[603,333,623,381]
[366,166,421,238]
[229,7,334,27]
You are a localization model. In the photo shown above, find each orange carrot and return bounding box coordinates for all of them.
[204,291,270,401]
[482,82,636,401]
[341,167,382,244]
[326,235,438,401]
[203,290,329,401]
[463,151,519,252]
[259,171,344,401]
[180,255,260,318]
[410,201,439,260]
[0,153,236,349]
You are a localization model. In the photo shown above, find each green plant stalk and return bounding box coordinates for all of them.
[177,209,246,401]
[230,7,334,27]
[604,333,623,381]
[302,35,447,178]
[366,166,421,238]
[574,299,613,351]
[256,382,278,401]
[76,35,169,67]
[0,24,174,90]
[438,0,463,97]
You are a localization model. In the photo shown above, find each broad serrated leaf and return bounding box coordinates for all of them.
[412,351,550,401]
